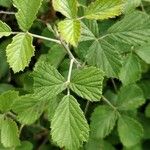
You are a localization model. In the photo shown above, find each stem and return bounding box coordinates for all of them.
[19,124,24,135]
[84,101,90,115]
[102,96,116,110]
[0,11,15,15]
[141,2,146,12]
[111,78,118,93]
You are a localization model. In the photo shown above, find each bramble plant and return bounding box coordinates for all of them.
[0,0,150,149]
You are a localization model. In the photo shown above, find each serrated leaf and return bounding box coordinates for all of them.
[13,0,43,31]
[51,95,89,150]
[33,61,66,101]
[117,85,145,111]
[118,115,143,147]
[84,0,123,20]
[58,19,81,46]
[86,40,122,78]
[135,44,150,64]
[1,119,20,148]
[0,21,11,38]
[0,90,19,113]
[52,0,77,18]
[70,67,104,101]
[119,53,141,85]
[12,95,46,125]
[6,33,35,73]
[107,11,150,45]
[90,106,118,138]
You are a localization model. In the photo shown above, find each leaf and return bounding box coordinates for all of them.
[33,61,66,101]
[16,141,33,150]
[107,11,150,45]
[145,103,150,118]
[1,119,20,148]
[90,106,118,138]
[117,85,145,111]
[70,67,104,101]
[135,44,150,64]
[13,0,43,31]
[51,95,89,150]
[6,33,35,73]
[84,0,123,20]
[80,20,99,42]
[0,90,19,113]
[12,95,46,125]
[52,0,77,18]
[58,19,81,46]
[118,115,143,147]
[119,53,141,85]
[0,21,11,38]
[0,0,12,7]
[86,40,122,78]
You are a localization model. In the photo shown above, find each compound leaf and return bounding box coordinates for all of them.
[51,95,89,150]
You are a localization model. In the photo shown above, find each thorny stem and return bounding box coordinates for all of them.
[0,11,16,15]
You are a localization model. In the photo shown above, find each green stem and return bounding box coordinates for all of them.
[102,96,116,110]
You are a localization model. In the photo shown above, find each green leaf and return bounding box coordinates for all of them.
[6,33,35,73]
[117,85,145,111]
[118,115,143,147]
[90,106,118,138]
[51,95,89,150]
[0,0,12,7]
[0,90,19,113]
[16,141,33,150]
[52,0,77,18]
[145,103,150,118]
[70,67,104,101]
[107,11,150,45]
[135,44,150,64]
[119,53,141,85]
[1,119,20,148]
[0,21,11,38]
[58,19,81,46]
[13,95,46,125]
[33,61,66,100]
[85,0,123,20]
[86,40,122,78]
[13,0,43,31]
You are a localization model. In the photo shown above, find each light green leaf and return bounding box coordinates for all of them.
[58,19,81,46]
[33,61,66,101]
[0,21,11,38]
[118,115,143,147]
[90,106,118,138]
[119,53,141,85]
[0,90,19,113]
[107,11,150,45]
[85,0,123,20]
[6,33,35,73]
[12,95,46,125]
[70,67,104,101]
[51,95,89,150]
[135,44,150,64]
[13,0,43,31]
[86,40,122,78]
[1,119,20,148]
[52,0,77,18]
[117,85,145,110]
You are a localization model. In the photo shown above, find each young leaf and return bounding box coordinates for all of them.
[84,0,123,20]
[0,90,19,113]
[70,67,104,101]
[119,53,141,85]
[90,106,118,138]
[1,119,20,148]
[52,0,77,18]
[13,0,43,31]
[58,19,81,46]
[135,44,150,64]
[117,85,145,111]
[12,95,46,125]
[118,115,143,147]
[86,40,122,78]
[51,95,89,150]
[0,21,11,38]
[6,33,35,73]
[33,62,66,100]
[107,11,150,45]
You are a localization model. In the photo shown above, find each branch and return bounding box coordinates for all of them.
[0,11,16,15]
